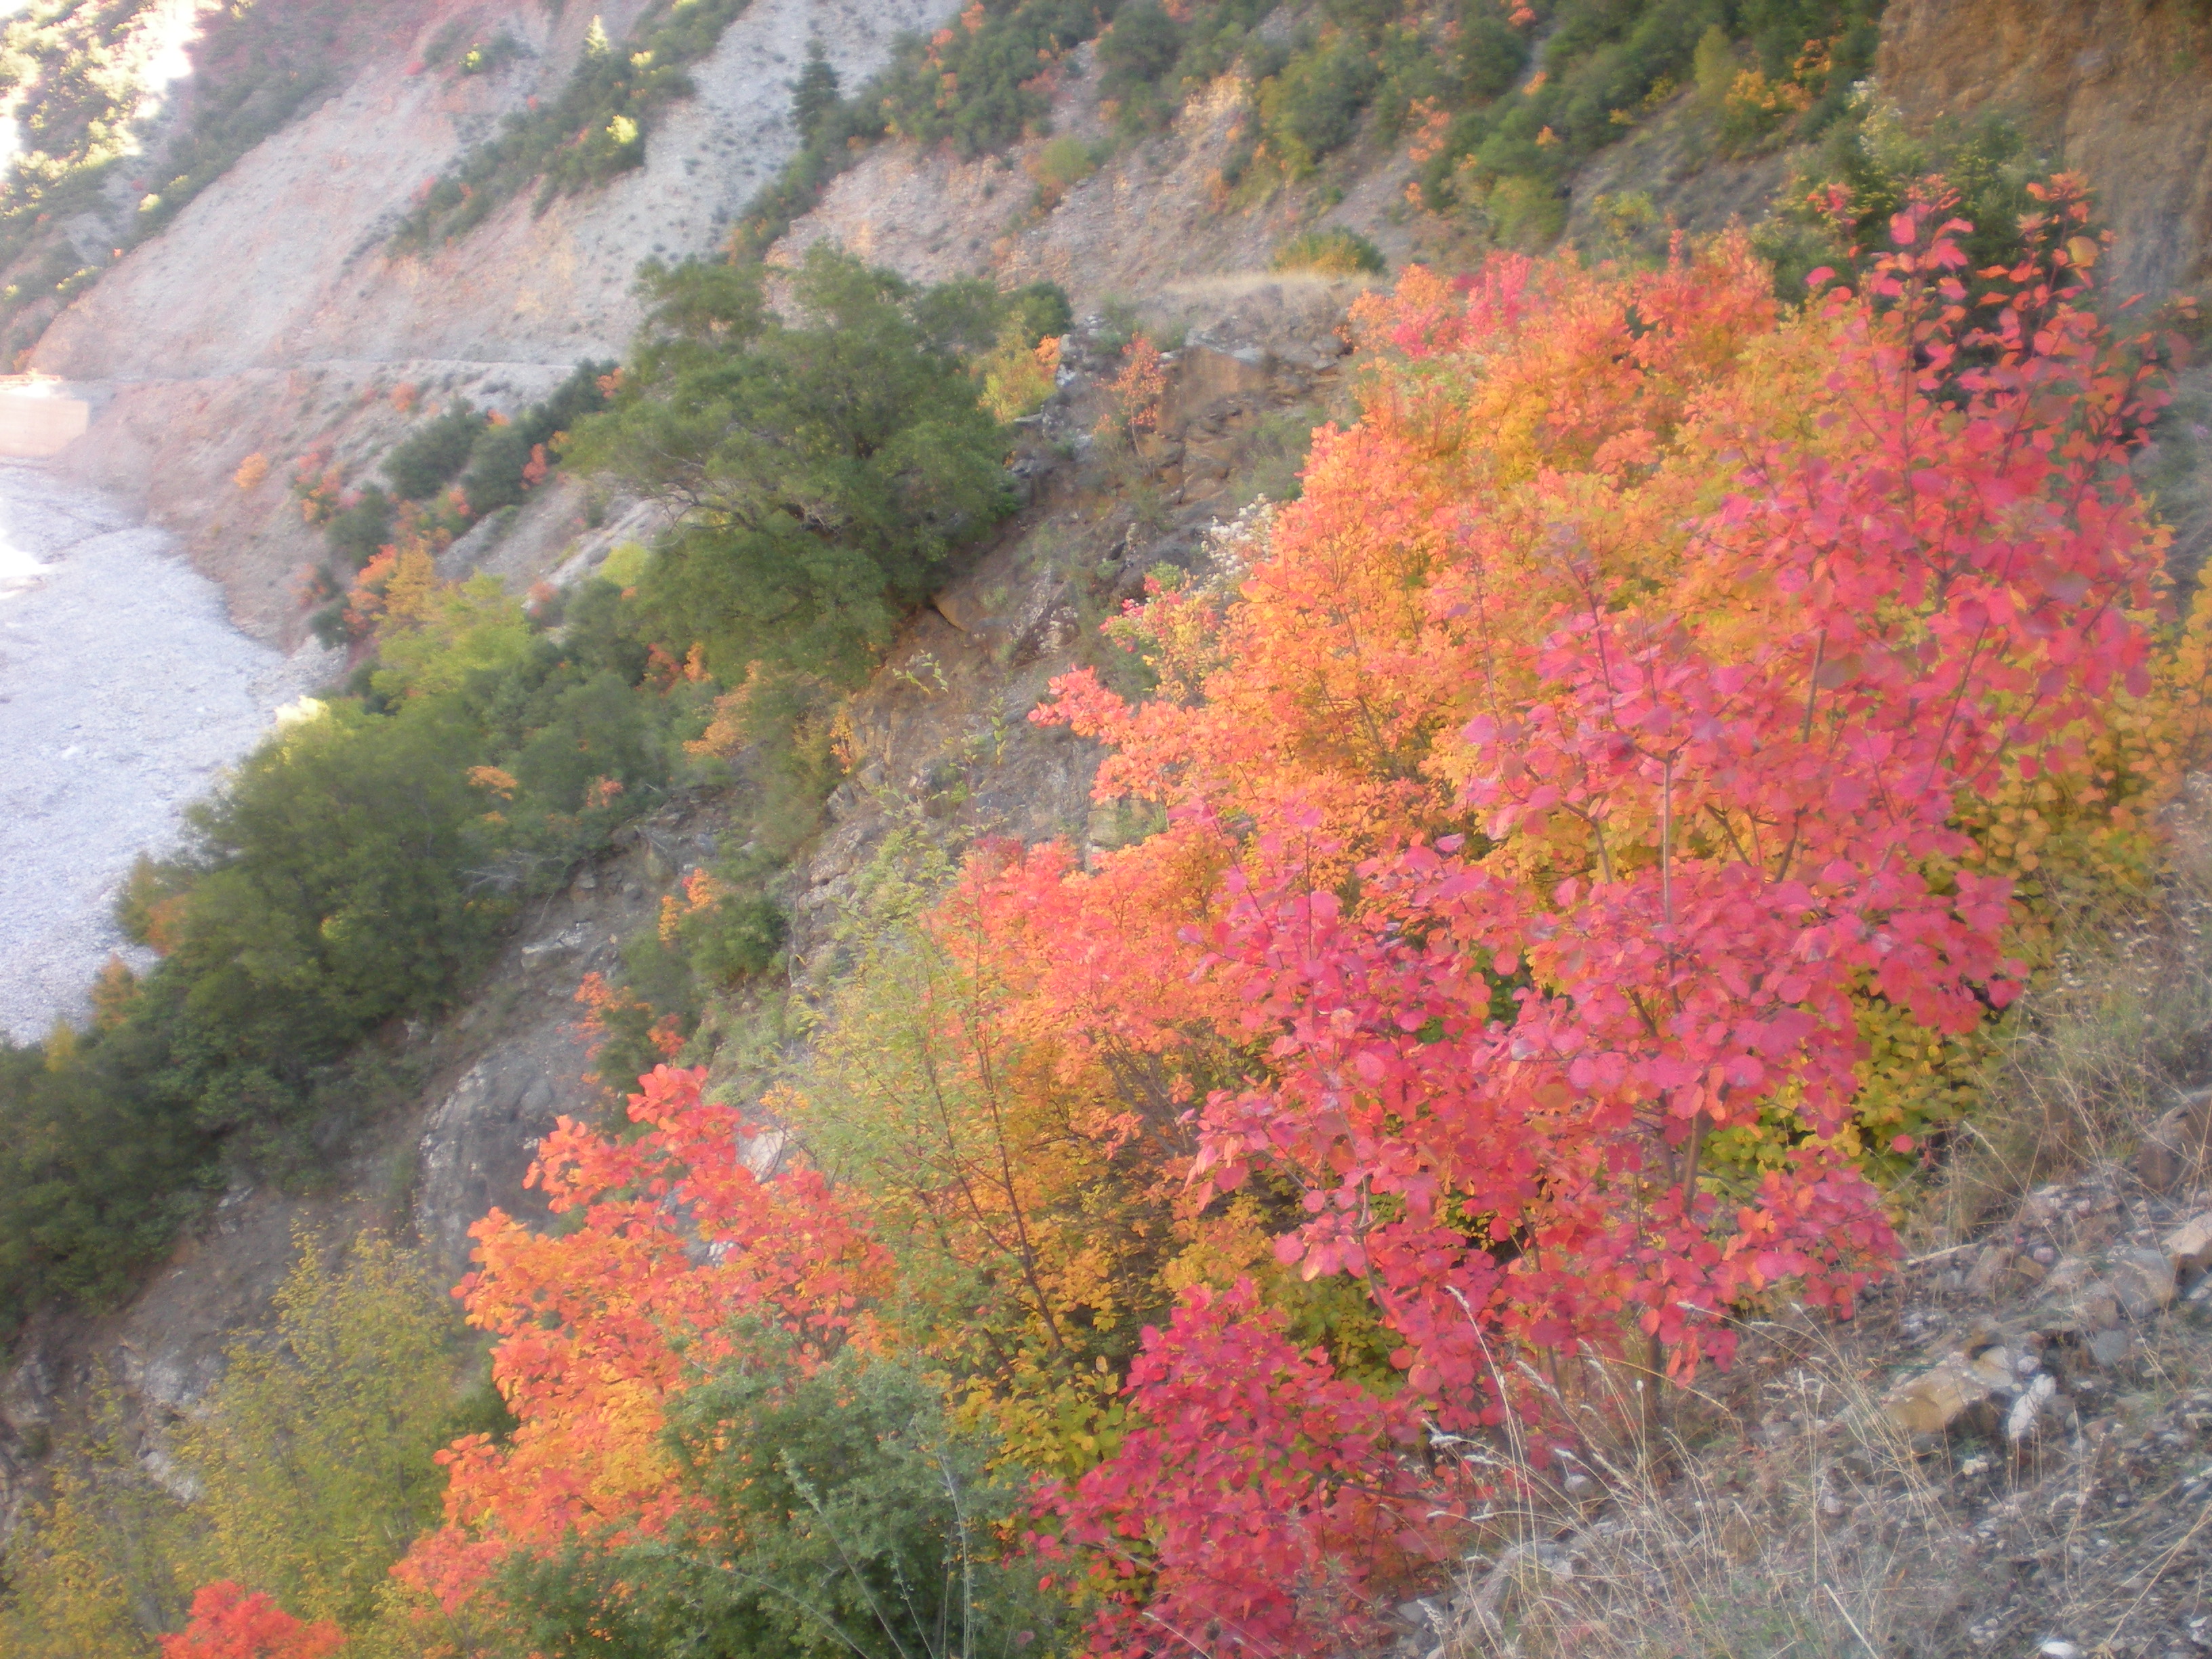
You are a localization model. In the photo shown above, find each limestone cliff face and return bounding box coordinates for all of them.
[1878,0,2212,302]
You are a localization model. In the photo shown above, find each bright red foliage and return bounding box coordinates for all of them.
[1014,198,2172,1643]
[159,1584,344,1659]
[1040,1279,1440,1655]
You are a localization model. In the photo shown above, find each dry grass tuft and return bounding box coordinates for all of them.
[1916,781,2212,1244]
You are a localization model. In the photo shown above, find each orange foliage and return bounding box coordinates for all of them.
[1093,335,1164,453]
[89,954,140,1030]
[392,1066,890,1624]
[658,867,729,945]
[159,1583,343,1659]
[232,453,269,491]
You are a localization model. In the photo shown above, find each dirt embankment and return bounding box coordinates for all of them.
[28,0,958,646]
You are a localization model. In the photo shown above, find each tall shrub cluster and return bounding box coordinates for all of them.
[561,245,1018,680]
[0,544,687,1330]
[0,247,1021,1351]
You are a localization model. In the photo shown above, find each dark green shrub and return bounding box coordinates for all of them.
[1259,38,1382,177]
[0,1035,217,1331]
[1006,279,1074,345]
[325,483,394,570]
[458,425,533,516]
[790,39,840,142]
[149,707,508,1123]
[495,1343,1060,1659]
[510,671,669,814]
[564,245,1013,680]
[1456,7,1529,98]
[384,401,482,501]
[1100,0,1183,91]
[874,0,1100,157]
[690,893,787,985]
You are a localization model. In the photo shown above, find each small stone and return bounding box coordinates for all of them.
[2088,1326,2135,1367]
[1968,1246,2015,1297]
[1967,1347,2018,1391]
[2110,1248,2177,1317]
[2079,1286,2123,1331]
[2139,1092,2212,1193]
[2043,1256,2093,1298]
[2039,1642,2083,1659]
[2164,1212,2212,1277]
[1884,1358,1990,1433]
[2008,1374,2057,1441]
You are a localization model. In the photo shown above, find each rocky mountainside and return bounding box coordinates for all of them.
[26,0,954,641]
[5,0,2212,1647]
[1879,0,2212,304]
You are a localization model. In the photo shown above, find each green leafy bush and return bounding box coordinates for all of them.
[874,0,1098,157]
[384,401,483,501]
[0,558,712,1334]
[1753,103,2074,304]
[1029,131,1100,201]
[790,37,840,143]
[178,1233,464,1627]
[0,1032,217,1329]
[1412,0,1883,233]
[495,1342,1060,1658]
[1258,36,1382,178]
[323,483,394,571]
[564,245,1014,680]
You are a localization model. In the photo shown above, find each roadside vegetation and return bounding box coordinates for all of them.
[0,245,1050,1346]
[12,78,2212,1647]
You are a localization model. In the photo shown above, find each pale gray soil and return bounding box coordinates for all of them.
[0,463,340,1041]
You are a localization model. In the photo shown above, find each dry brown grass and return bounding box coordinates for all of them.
[1912,781,2212,1246]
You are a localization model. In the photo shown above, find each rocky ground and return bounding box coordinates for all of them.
[0,463,337,1042]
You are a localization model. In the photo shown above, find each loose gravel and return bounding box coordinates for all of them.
[0,462,339,1041]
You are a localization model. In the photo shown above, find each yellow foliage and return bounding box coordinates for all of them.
[979,320,1060,422]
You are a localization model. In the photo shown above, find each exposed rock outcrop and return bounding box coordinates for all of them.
[1879,0,2212,302]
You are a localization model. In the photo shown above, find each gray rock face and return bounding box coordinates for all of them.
[415,1052,582,1280]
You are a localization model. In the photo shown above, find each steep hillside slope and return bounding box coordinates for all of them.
[9,0,2212,1647]
[26,0,956,642]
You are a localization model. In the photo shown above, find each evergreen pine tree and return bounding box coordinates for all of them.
[790,39,839,144]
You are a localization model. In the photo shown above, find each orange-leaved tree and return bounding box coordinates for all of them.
[392,1065,889,1640]
[159,1584,344,1659]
